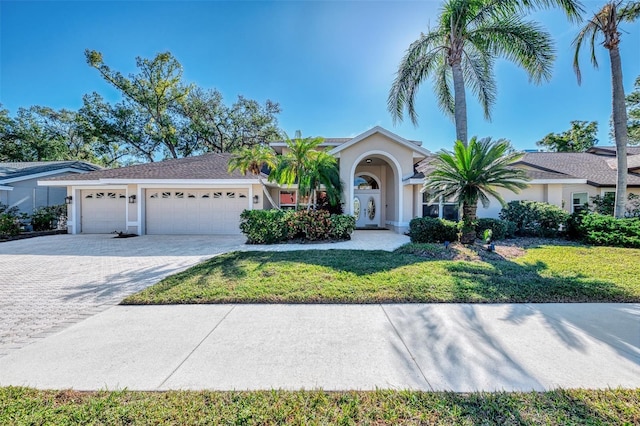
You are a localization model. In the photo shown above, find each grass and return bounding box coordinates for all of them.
[1,387,638,425]
[122,241,640,304]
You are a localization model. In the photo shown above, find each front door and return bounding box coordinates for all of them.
[354,191,381,228]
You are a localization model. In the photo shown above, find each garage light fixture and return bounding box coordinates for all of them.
[128,195,137,204]
[64,196,73,205]
[253,195,259,204]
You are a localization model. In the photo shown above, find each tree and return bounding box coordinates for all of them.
[85,51,282,161]
[536,120,599,151]
[573,0,640,218]
[423,137,529,223]
[228,144,280,208]
[86,50,193,160]
[388,0,582,146]
[180,88,281,153]
[269,132,342,210]
[627,75,640,144]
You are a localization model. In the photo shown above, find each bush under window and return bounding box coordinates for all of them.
[408,217,458,243]
[499,201,568,237]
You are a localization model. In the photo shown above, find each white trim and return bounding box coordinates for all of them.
[71,185,128,191]
[528,179,587,184]
[600,188,616,196]
[137,183,254,189]
[39,180,102,186]
[329,126,430,157]
[0,185,13,191]
[5,168,88,184]
[349,150,403,226]
[404,179,423,185]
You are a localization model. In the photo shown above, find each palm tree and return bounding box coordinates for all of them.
[228,144,279,208]
[424,137,529,223]
[269,132,324,210]
[573,0,640,218]
[388,0,583,146]
[303,150,343,210]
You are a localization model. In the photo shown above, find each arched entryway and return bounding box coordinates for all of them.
[349,152,402,230]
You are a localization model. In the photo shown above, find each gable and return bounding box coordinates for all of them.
[329,126,430,160]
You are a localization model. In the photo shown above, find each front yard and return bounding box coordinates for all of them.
[123,240,640,304]
[2,387,638,425]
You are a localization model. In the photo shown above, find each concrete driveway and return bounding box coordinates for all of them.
[0,231,409,356]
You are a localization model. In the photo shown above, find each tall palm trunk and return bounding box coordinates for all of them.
[451,60,468,146]
[609,45,629,218]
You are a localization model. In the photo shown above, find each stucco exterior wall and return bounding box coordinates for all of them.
[335,132,423,231]
[6,177,67,214]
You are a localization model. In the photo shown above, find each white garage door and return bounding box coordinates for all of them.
[145,189,249,234]
[81,190,127,233]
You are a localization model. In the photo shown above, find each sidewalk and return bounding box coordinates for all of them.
[0,303,637,392]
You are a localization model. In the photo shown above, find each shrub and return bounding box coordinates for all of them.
[408,217,458,243]
[239,209,288,244]
[591,193,640,217]
[31,204,67,231]
[474,218,515,241]
[499,201,569,237]
[239,209,355,244]
[569,213,640,248]
[0,203,22,237]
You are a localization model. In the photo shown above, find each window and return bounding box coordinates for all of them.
[572,192,589,213]
[422,192,459,221]
[201,193,210,199]
[85,193,94,199]
[175,192,184,199]
[238,193,248,199]
[226,192,236,199]
[162,192,171,199]
[280,190,296,208]
[213,192,222,199]
[96,192,105,199]
[187,193,196,199]
[107,192,116,199]
[354,175,379,189]
[149,193,159,199]
[118,193,126,199]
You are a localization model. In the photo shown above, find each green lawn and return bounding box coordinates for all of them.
[122,242,640,304]
[1,387,638,425]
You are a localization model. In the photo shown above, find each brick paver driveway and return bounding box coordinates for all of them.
[0,234,247,356]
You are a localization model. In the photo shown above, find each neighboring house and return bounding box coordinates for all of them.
[0,161,102,214]
[39,126,640,236]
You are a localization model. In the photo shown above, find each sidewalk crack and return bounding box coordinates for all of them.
[380,305,433,391]
[157,305,236,389]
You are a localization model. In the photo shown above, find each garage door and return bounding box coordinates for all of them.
[145,189,249,234]
[81,190,127,233]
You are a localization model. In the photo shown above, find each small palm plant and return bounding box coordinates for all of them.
[424,137,529,242]
[228,144,279,208]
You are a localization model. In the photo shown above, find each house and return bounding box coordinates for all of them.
[0,161,101,214]
[39,126,640,235]
[478,147,640,217]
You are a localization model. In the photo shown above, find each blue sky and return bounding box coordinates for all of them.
[1,1,639,152]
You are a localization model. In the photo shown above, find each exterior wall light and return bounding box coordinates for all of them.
[253,195,259,204]
[129,195,137,204]
[64,196,73,205]
[366,158,372,164]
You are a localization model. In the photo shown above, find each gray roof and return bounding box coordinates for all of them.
[518,152,640,186]
[586,146,640,156]
[0,161,101,182]
[43,153,259,182]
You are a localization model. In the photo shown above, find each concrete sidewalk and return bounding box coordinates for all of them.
[0,303,637,392]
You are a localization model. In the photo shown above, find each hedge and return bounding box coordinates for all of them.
[239,209,355,244]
